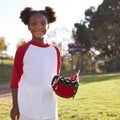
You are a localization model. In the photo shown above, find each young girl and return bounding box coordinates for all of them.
[10,6,61,120]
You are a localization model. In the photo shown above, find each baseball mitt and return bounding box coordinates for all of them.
[51,70,80,98]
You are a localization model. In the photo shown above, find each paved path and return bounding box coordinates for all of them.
[0,82,11,99]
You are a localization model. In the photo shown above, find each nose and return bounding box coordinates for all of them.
[36,24,45,30]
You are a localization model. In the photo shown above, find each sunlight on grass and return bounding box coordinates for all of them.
[58,74,120,120]
[0,73,120,120]
[0,99,12,120]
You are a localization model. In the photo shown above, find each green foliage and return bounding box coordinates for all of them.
[72,0,120,72]
[0,37,7,52]
[61,56,72,71]
[0,58,13,83]
[89,0,120,59]
[72,22,91,52]
[16,38,26,48]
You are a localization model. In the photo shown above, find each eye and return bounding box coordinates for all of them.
[41,22,46,26]
[31,22,37,26]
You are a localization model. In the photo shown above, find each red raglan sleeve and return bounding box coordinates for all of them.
[54,46,61,75]
[10,47,24,88]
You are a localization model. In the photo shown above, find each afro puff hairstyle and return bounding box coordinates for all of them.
[20,6,56,25]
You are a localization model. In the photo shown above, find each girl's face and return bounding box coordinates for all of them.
[28,13,49,40]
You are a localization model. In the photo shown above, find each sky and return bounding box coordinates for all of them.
[0,0,103,56]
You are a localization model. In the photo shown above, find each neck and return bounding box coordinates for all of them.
[32,37,44,44]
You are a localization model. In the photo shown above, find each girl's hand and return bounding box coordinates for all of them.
[10,106,20,120]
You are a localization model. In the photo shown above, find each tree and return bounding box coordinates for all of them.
[72,12,96,73]
[0,37,7,50]
[0,37,7,56]
[86,0,120,58]
[16,38,26,48]
[72,21,91,52]
[73,0,120,72]
[86,0,120,72]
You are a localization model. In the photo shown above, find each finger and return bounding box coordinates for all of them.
[17,113,20,119]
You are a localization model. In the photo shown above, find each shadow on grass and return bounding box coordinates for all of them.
[80,73,120,84]
[0,64,13,83]
[0,64,12,96]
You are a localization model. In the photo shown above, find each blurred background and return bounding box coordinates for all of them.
[0,1,120,120]
[0,0,120,81]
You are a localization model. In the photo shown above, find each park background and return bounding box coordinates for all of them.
[0,0,120,119]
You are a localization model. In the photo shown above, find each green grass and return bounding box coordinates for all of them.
[0,58,13,82]
[58,73,120,120]
[0,100,12,120]
[0,73,120,120]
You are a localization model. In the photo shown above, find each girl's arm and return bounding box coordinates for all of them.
[10,89,19,120]
[11,89,18,107]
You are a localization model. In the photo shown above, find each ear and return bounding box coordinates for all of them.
[47,24,49,29]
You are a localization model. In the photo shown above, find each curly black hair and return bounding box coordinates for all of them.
[20,6,56,25]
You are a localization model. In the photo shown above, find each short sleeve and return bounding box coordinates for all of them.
[54,46,61,75]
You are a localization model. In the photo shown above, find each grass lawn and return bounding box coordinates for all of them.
[0,58,13,83]
[58,73,120,120]
[0,73,120,120]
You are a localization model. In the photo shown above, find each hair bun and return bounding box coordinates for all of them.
[20,6,56,25]
[24,7,33,12]
[45,6,56,23]
[20,7,33,25]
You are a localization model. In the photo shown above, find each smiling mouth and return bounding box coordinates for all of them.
[35,31,44,34]
[34,31,45,36]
